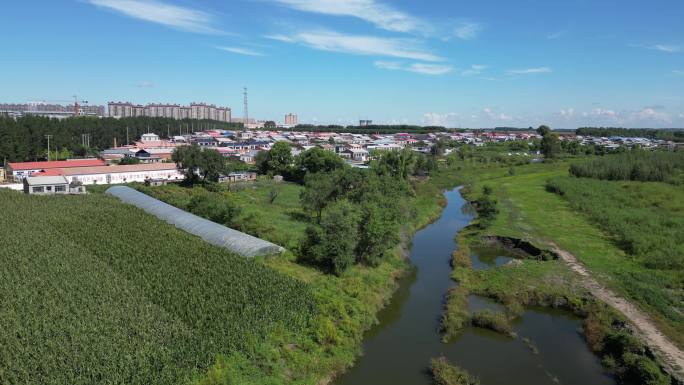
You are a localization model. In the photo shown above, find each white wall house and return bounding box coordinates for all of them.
[59,164,184,185]
[23,176,84,195]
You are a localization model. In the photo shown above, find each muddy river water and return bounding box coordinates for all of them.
[334,187,614,385]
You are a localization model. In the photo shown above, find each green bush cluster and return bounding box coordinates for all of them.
[568,150,684,182]
[430,357,480,385]
[299,166,412,275]
[0,190,315,385]
[546,175,683,342]
[469,310,515,337]
[547,176,683,270]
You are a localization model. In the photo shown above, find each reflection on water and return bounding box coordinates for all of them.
[334,188,613,385]
[470,245,514,271]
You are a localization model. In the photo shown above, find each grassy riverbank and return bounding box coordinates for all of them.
[455,161,683,349]
[139,169,463,384]
[442,159,677,384]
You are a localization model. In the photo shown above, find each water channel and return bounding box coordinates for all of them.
[334,187,614,385]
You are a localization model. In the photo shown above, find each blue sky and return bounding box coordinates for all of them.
[1,0,683,128]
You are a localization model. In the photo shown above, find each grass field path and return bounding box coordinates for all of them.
[467,164,683,380]
[551,244,684,380]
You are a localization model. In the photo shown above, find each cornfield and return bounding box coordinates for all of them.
[0,189,316,385]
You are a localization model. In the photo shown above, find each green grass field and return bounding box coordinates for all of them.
[458,161,684,349]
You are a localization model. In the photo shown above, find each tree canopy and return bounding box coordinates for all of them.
[172,145,226,183]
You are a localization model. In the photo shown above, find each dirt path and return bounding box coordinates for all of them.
[549,244,684,380]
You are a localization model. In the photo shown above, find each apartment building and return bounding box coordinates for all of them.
[108,101,231,122]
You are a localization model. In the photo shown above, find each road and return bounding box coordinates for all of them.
[551,243,684,381]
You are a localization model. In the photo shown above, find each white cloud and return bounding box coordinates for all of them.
[649,44,681,53]
[461,64,487,76]
[87,0,223,34]
[583,108,617,118]
[560,108,575,117]
[547,31,567,40]
[374,61,402,70]
[267,30,442,61]
[633,108,672,124]
[573,107,675,126]
[454,22,482,40]
[674,70,684,75]
[482,108,513,121]
[506,67,552,75]
[215,46,264,56]
[136,81,155,88]
[270,0,421,33]
[408,63,452,75]
[374,61,452,75]
[423,112,459,126]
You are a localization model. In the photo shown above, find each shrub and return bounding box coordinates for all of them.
[300,200,360,275]
[469,310,516,337]
[430,357,480,385]
[569,150,684,182]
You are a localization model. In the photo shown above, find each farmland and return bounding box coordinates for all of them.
[0,189,315,385]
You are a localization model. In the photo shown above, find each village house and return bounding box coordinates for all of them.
[344,148,370,163]
[33,163,183,185]
[7,159,106,181]
[23,176,86,195]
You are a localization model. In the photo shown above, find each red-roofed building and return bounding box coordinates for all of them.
[7,159,106,180]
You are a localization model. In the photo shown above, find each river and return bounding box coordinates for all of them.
[334,187,614,385]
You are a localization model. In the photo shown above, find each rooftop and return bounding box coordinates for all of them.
[8,159,106,171]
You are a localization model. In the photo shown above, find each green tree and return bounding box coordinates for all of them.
[300,200,360,275]
[187,190,241,226]
[372,148,417,180]
[264,121,276,129]
[118,156,141,165]
[300,172,338,221]
[293,147,346,183]
[541,133,561,159]
[537,125,551,136]
[356,199,402,266]
[257,141,293,176]
[172,145,226,183]
[476,185,498,223]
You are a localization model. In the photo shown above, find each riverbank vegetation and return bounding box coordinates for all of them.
[469,310,516,338]
[135,147,466,384]
[430,357,480,385]
[442,153,679,384]
[567,150,684,182]
[452,158,683,349]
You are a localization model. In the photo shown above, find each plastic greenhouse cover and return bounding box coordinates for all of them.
[106,186,284,257]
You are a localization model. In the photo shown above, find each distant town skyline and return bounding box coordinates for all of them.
[1,0,683,128]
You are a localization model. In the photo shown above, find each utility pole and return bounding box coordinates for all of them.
[45,135,53,161]
[126,126,130,145]
[243,87,249,129]
[167,124,170,139]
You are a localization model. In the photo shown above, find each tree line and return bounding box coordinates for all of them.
[170,142,438,275]
[569,150,684,182]
[0,115,243,163]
